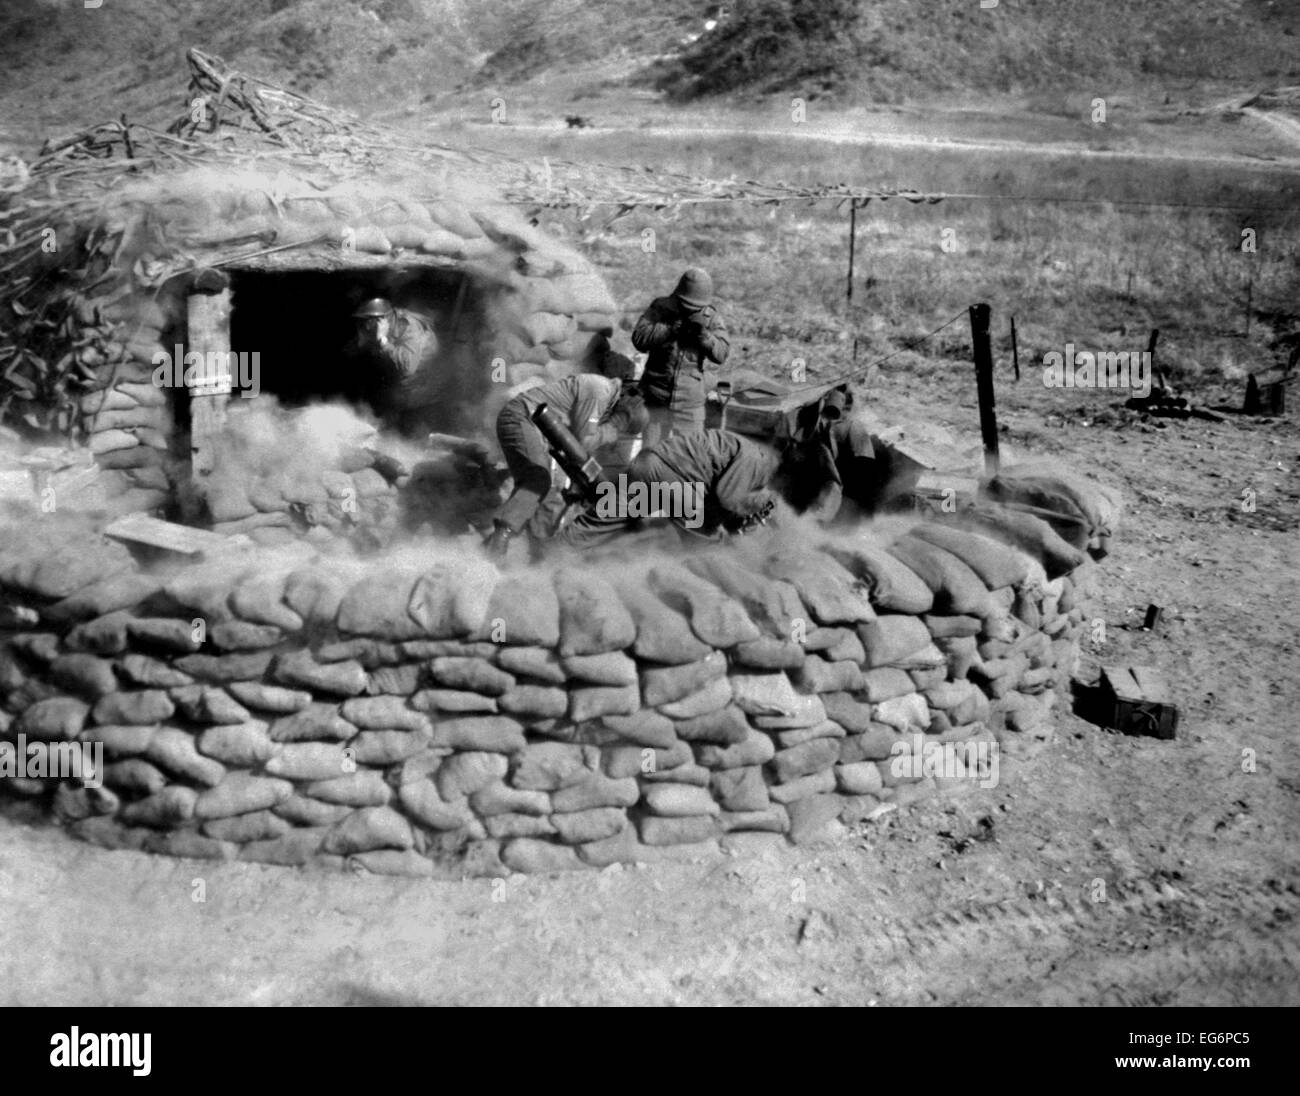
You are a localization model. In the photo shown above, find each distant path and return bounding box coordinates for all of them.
[467,118,1300,173]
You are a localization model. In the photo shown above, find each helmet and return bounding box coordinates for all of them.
[673,267,713,310]
[353,297,394,319]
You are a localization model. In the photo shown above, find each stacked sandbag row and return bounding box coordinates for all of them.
[0,499,1108,876]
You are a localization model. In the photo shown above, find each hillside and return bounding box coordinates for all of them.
[2,0,1298,133]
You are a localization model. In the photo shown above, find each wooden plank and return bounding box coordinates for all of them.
[1099,665,1141,702]
[186,288,233,483]
[105,513,236,556]
[1130,666,1174,705]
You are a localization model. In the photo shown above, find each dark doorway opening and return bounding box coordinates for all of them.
[226,266,488,437]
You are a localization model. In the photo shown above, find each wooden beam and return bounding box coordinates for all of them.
[186,287,233,484]
[969,302,1000,478]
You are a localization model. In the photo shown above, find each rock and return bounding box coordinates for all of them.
[730,637,806,670]
[411,689,498,714]
[710,765,770,812]
[601,740,691,779]
[428,656,514,696]
[647,564,760,648]
[495,646,565,684]
[239,828,330,866]
[120,785,198,827]
[768,768,837,804]
[760,550,876,626]
[273,651,367,696]
[794,658,863,694]
[658,676,731,719]
[839,726,901,763]
[430,715,526,753]
[116,654,193,689]
[551,807,627,844]
[636,814,720,846]
[90,689,173,727]
[568,684,639,722]
[512,742,599,790]
[339,695,428,732]
[169,686,250,725]
[550,774,638,813]
[202,810,291,843]
[641,783,720,817]
[560,651,637,686]
[103,759,168,796]
[226,681,312,714]
[477,574,561,647]
[49,655,118,701]
[835,761,884,795]
[196,721,275,766]
[305,770,393,807]
[769,738,840,783]
[323,807,415,854]
[598,711,677,748]
[501,837,585,874]
[17,697,89,741]
[786,794,845,845]
[497,684,569,719]
[554,568,636,656]
[264,741,352,781]
[618,581,711,664]
[694,730,776,770]
[268,704,357,743]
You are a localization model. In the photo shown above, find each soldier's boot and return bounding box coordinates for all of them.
[482,519,516,561]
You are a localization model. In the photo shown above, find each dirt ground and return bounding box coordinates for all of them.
[2,361,1297,1007]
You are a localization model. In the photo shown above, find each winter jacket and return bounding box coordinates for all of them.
[632,295,730,413]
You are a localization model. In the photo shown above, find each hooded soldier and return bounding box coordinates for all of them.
[486,373,649,559]
[632,267,730,446]
[348,297,440,436]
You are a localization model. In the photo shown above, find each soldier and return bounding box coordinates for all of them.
[774,385,883,523]
[348,297,440,436]
[485,373,649,559]
[559,428,781,549]
[632,267,730,447]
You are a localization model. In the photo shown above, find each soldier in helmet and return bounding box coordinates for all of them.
[348,297,440,436]
[632,267,730,447]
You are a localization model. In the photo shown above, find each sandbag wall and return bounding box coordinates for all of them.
[0,509,1101,876]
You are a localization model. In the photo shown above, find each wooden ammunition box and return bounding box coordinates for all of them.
[1098,665,1179,740]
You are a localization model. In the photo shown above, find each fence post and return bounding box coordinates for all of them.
[1010,314,1020,382]
[969,302,1000,478]
[846,201,857,309]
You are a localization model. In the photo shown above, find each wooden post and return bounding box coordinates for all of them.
[1009,315,1020,382]
[846,201,857,309]
[1147,327,1162,391]
[186,287,233,485]
[1245,275,1253,339]
[969,302,1000,478]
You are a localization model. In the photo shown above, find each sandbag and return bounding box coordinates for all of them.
[908,522,1032,589]
[858,614,933,669]
[886,535,994,617]
[821,542,935,614]
[964,504,1087,579]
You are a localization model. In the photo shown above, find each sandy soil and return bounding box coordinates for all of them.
[2,360,1297,1007]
